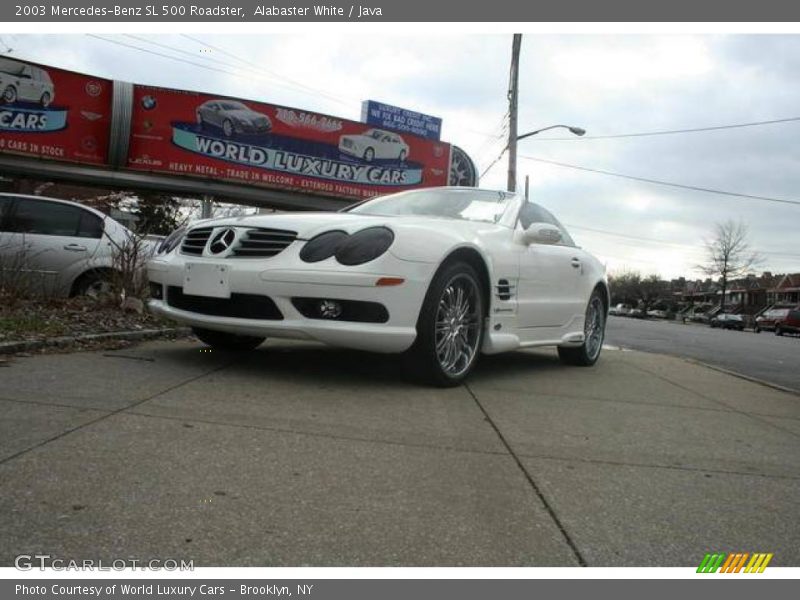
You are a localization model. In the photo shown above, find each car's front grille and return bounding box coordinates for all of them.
[167,286,283,320]
[232,228,297,258]
[180,227,213,255]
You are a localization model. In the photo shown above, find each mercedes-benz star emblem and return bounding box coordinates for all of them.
[209,228,236,255]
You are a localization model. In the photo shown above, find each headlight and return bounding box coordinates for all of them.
[157,226,186,255]
[334,227,394,266]
[299,230,348,263]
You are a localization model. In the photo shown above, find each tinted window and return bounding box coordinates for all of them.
[11,199,83,236]
[77,211,104,239]
[0,197,11,230]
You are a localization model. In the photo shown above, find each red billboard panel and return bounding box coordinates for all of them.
[126,85,451,200]
[0,57,112,165]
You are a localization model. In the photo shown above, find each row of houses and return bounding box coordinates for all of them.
[671,272,800,319]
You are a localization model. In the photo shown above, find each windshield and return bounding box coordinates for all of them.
[366,130,384,139]
[350,188,517,224]
[221,102,247,111]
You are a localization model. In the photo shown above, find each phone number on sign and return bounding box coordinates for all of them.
[15,5,246,18]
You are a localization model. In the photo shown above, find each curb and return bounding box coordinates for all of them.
[684,358,800,398]
[0,327,192,355]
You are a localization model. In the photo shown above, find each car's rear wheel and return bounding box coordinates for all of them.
[409,261,484,387]
[363,147,375,162]
[222,119,234,137]
[558,289,606,366]
[192,327,265,351]
[398,149,407,162]
[776,326,784,336]
[40,92,51,108]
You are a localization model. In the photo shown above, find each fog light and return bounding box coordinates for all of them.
[318,299,343,319]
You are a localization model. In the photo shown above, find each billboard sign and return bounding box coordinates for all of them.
[126,86,451,200]
[0,57,111,165]
[361,100,442,141]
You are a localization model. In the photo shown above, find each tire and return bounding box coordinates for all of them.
[196,112,204,127]
[222,119,234,137]
[40,92,51,108]
[363,147,375,162]
[192,327,265,351]
[558,289,606,367]
[754,327,760,333]
[2,85,17,104]
[776,326,783,336]
[72,271,114,298]
[398,149,407,162]
[408,261,485,387]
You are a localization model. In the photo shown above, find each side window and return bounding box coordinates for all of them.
[11,199,83,236]
[77,210,104,239]
[0,197,11,231]
[518,202,576,247]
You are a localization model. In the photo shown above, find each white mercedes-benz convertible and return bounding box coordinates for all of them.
[147,187,609,386]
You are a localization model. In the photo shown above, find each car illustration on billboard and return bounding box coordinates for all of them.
[195,99,272,137]
[0,59,55,107]
[338,128,410,162]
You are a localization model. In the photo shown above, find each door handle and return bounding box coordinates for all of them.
[63,244,87,252]
[570,258,581,268]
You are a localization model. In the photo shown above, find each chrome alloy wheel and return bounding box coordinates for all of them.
[434,274,481,378]
[584,295,605,360]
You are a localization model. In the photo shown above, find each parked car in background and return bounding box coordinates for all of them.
[647,308,668,319]
[0,193,148,297]
[196,99,272,137]
[609,303,633,316]
[710,313,745,331]
[755,307,790,333]
[0,59,55,107]
[775,309,800,336]
[339,128,410,162]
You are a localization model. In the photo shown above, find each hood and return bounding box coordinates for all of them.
[193,212,500,241]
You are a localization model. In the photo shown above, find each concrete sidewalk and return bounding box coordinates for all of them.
[0,340,798,566]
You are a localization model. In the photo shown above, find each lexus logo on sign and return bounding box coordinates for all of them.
[209,228,236,255]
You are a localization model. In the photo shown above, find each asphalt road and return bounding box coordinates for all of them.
[606,316,800,393]
[1,338,799,566]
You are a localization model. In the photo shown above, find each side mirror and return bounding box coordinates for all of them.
[522,222,562,245]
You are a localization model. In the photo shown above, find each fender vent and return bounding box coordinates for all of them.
[496,279,514,301]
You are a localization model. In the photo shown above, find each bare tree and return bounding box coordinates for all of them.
[699,220,761,312]
[608,271,667,314]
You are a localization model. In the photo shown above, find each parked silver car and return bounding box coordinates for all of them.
[196,99,272,137]
[0,193,149,296]
[0,59,55,107]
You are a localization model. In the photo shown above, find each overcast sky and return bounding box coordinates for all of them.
[2,33,799,279]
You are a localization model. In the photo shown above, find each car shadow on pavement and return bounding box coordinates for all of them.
[181,340,570,388]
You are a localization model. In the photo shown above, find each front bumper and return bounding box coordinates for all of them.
[147,247,436,353]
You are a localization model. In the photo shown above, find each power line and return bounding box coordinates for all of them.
[524,116,800,141]
[564,223,800,258]
[86,35,351,110]
[177,34,354,107]
[520,155,800,207]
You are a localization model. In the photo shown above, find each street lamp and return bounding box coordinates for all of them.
[507,124,585,192]
[516,124,586,142]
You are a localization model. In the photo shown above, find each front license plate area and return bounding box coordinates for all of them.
[183,263,231,299]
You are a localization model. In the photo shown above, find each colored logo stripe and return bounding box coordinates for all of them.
[697,552,773,573]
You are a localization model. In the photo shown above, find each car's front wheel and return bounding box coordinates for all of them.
[776,326,784,336]
[558,289,606,366]
[192,327,265,351]
[40,92,51,108]
[222,119,234,137]
[363,147,375,162]
[409,261,484,387]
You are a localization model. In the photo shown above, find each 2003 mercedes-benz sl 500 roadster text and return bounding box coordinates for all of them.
[147,188,609,386]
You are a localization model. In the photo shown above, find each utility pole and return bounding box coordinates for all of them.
[506,33,522,193]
